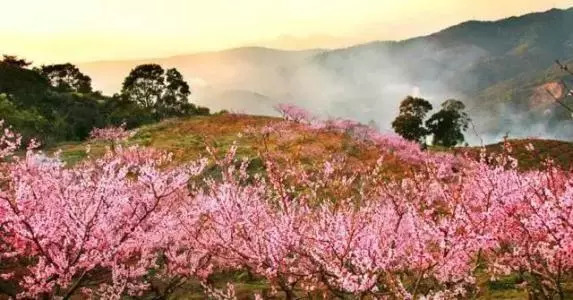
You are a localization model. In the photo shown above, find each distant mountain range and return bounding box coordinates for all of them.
[79,7,573,143]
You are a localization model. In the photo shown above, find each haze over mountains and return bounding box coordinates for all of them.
[79,7,573,144]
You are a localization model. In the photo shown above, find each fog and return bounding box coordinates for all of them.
[80,41,572,146]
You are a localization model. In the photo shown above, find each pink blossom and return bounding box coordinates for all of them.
[89,123,133,142]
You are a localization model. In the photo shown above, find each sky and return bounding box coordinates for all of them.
[1,0,572,64]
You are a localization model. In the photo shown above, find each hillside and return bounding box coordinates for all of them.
[56,114,404,174]
[56,114,573,172]
[311,7,573,140]
[6,2,573,299]
[77,7,573,144]
[451,138,573,170]
[47,114,573,299]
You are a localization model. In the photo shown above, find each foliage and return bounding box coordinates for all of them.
[0,94,52,142]
[100,96,157,129]
[37,63,93,93]
[426,99,470,147]
[391,96,470,147]
[121,64,165,109]
[0,56,210,146]
[391,96,433,143]
[0,60,50,102]
[120,64,207,119]
[0,55,32,68]
[158,68,194,118]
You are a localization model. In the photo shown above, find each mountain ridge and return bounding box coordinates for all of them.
[78,6,573,66]
[78,6,573,143]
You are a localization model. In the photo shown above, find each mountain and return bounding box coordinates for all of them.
[79,7,573,143]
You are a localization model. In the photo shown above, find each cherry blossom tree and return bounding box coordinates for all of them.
[89,123,133,143]
[0,122,206,298]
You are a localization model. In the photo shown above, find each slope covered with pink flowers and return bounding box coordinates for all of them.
[0,108,572,299]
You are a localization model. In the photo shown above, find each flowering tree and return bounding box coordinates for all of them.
[0,122,206,298]
[89,123,134,143]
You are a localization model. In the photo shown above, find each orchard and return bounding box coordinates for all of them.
[0,106,572,299]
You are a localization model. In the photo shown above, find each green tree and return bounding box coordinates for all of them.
[121,64,165,110]
[158,68,193,118]
[0,94,52,142]
[0,60,49,103]
[103,94,157,128]
[426,99,470,147]
[38,63,93,93]
[391,96,433,143]
[120,64,205,119]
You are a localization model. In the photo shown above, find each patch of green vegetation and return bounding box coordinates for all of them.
[59,149,88,165]
[487,274,523,290]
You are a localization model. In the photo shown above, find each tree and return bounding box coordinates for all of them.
[38,63,93,93]
[391,96,433,143]
[0,126,204,298]
[0,59,208,145]
[120,64,198,118]
[426,99,470,147]
[102,94,157,128]
[158,68,193,117]
[0,55,31,68]
[121,64,165,110]
[0,94,51,142]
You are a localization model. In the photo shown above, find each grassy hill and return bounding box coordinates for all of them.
[55,114,409,178]
[55,114,573,172]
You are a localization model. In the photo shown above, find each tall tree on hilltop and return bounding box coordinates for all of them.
[121,64,165,110]
[426,99,470,147]
[158,68,193,117]
[38,63,93,93]
[391,96,433,143]
[120,64,198,118]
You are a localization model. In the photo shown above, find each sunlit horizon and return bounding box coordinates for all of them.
[1,0,572,64]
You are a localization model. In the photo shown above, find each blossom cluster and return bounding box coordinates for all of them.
[89,123,134,142]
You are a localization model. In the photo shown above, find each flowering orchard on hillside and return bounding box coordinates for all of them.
[0,106,572,299]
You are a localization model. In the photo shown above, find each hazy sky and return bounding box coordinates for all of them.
[1,0,572,63]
